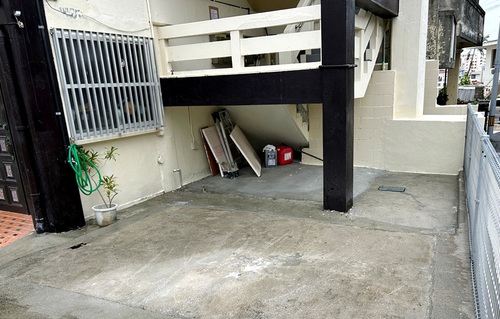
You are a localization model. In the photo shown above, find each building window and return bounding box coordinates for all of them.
[493,49,497,69]
[52,28,164,142]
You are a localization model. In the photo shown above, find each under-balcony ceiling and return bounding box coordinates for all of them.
[246,0,300,12]
[246,0,398,18]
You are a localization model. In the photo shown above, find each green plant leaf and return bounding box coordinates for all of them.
[79,146,119,206]
[104,146,119,161]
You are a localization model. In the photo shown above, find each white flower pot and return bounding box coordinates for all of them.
[92,203,118,227]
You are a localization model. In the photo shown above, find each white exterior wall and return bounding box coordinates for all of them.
[353,71,395,169]
[149,0,251,25]
[391,0,428,118]
[77,136,165,216]
[164,106,221,186]
[351,0,465,175]
[44,0,251,218]
[384,117,465,174]
[303,69,466,175]
[43,0,152,36]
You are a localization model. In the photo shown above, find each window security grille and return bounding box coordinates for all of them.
[52,28,164,142]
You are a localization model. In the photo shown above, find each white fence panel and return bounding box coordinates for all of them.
[464,104,500,318]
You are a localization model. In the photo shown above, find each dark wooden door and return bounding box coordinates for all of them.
[0,1,85,232]
[0,82,27,214]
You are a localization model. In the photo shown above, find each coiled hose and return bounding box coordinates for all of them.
[68,144,101,196]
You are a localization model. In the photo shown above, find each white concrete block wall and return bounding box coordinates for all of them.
[391,0,428,118]
[302,70,466,175]
[354,71,395,169]
[302,72,395,167]
[424,105,469,116]
[384,116,466,174]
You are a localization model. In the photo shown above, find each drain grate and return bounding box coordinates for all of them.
[378,186,406,192]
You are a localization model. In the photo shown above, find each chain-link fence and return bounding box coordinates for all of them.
[464,104,500,318]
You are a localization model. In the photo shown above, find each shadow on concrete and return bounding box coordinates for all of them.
[184,163,458,234]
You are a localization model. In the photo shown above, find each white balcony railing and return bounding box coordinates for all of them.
[156,5,386,99]
[156,5,321,78]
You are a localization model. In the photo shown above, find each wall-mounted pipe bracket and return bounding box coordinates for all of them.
[173,169,183,188]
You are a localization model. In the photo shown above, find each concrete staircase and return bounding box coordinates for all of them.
[224,7,387,159]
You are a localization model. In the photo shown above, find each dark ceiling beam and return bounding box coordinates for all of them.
[162,69,322,106]
[356,0,399,18]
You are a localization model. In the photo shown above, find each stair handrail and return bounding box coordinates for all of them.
[290,0,320,33]
[280,0,320,65]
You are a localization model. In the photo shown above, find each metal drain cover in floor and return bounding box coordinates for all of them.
[378,186,406,192]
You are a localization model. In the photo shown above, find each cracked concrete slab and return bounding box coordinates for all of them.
[0,166,473,318]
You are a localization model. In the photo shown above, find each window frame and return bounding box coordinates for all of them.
[52,28,164,143]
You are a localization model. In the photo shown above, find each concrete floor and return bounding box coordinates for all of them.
[0,164,473,318]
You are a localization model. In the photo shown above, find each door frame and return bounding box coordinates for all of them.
[0,0,85,232]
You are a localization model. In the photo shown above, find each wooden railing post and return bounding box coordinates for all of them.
[159,39,173,77]
[230,30,244,70]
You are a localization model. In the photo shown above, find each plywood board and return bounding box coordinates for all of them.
[200,127,219,176]
[230,125,261,177]
[201,126,228,176]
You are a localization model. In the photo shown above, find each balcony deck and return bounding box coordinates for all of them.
[157,4,386,103]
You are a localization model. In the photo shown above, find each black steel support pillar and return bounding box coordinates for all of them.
[321,0,355,212]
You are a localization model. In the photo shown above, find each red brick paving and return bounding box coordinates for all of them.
[0,210,34,248]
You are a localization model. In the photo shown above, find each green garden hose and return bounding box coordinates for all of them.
[68,144,102,196]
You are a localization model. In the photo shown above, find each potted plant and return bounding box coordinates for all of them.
[437,87,448,105]
[70,145,119,226]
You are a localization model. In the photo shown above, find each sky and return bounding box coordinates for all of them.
[481,0,500,41]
